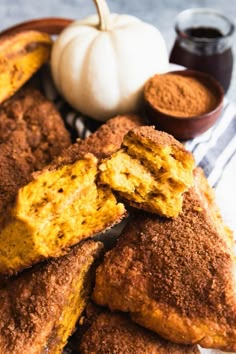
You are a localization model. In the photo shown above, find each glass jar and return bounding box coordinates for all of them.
[169,8,235,92]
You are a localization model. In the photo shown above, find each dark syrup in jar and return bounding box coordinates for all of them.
[170,26,233,92]
[184,27,223,38]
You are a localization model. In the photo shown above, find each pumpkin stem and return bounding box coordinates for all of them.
[94,0,111,31]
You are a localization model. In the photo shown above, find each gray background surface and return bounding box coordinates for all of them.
[0,0,235,101]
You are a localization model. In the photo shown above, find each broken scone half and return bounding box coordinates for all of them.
[0,153,125,275]
[99,126,194,217]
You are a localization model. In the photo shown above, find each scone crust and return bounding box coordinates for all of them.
[77,304,200,354]
[0,88,71,214]
[52,114,146,169]
[0,240,103,353]
[0,87,71,170]
[93,169,236,351]
[125,126,192,156]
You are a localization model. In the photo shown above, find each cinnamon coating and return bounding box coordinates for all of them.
[0,240,103,354]
[93,168,236,351]
[77,114,146,159]
[52,113,146,169]
[0,132,34,215]
[76,303,200,354]
[0,88,71,214]
[0,87,71,169]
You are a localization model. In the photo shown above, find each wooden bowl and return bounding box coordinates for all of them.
[144,70,224,141]
[0,17,73,36]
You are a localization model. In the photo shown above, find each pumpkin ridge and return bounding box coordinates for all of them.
[72,33,104,111]
[61,32,99,98]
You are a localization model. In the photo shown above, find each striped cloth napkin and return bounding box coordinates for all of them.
[185,99,236,235]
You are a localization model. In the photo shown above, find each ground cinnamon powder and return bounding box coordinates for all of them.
[145,73,218,117]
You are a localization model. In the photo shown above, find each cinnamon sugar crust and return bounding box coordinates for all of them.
[76,303,200,354]
[0,87,71,170]
[78,114,146,160]
[0,133,35,214]
[0,240,103,354]
[93,168,236,351]
[52,114,146,169]
[127,125,189,153]
[0,88,71,214]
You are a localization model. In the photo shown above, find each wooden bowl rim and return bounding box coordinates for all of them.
[0,17,73,37]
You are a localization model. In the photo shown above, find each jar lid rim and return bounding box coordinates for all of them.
[175,8,235,42]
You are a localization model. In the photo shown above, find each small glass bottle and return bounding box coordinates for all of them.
[169,8,235,92]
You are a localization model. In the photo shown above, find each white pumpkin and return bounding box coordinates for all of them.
[51,0,168,121]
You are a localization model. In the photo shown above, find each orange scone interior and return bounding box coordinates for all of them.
[0,153,125,275]
[99,126,194,217]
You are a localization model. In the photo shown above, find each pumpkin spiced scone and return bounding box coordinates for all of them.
[0,240,103,354]
[93,168,236,352]
[98,126,194,217]
[0,87,71,215]
[0,30,52,104]
[73,303,200,354]
[0,151,125,275]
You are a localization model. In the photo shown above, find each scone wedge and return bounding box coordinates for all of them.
[93,168,236,351]
[0,240,103,354]
[74,302,200,354]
